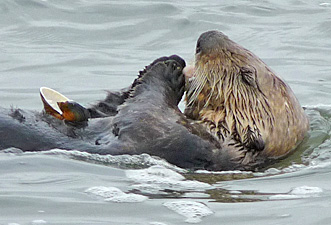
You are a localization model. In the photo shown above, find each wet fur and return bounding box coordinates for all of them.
[185,30,309,165]
[0,56,240,170]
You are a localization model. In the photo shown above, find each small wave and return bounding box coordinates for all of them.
[0,147,24,154]
[11,149,186,172]
[305,104,331,109]
[31,220,47,225]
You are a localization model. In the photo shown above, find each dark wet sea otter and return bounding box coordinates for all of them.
[0,56,226,170]
[0,31,309,171]
[184,30,309,166]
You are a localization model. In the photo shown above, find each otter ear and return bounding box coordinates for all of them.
[240,67,257,88]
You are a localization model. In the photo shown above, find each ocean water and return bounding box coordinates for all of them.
[1,0,331,224]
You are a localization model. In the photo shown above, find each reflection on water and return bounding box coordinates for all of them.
[1,0,331,224]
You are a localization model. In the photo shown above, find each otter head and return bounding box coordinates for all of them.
[185,30,309,160]
[186,30,263,110]
[185,30,276,154]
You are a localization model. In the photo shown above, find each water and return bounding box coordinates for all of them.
[1,0,331,224]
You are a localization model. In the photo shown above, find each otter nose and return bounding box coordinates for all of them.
[183,65,195,78]
[196,30,229,54]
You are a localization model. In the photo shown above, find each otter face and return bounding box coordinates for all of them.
[185,30,273,154]
[185,30,264,113]
[185,31,238,110]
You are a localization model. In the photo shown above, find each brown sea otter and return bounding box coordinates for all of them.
[184,30,309,167]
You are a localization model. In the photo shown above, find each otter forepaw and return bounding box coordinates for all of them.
[242,126,265,151]
[148,55,185,70]
[164,60,185,92]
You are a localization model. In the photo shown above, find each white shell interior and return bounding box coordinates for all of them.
[40,87,70,114]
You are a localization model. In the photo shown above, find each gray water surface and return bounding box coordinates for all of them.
[1,0,331,224]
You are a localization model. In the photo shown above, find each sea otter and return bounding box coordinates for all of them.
[0,31,309,171]
[184,30,309,167]
[0,55,234,170]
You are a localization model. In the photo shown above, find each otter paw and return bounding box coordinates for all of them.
[149,55,185,70]
[164,59,185,95]
[242,126,265,151]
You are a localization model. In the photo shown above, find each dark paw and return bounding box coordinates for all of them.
[135,55,186,105]
[245,136,265,151]
[149,55,186,70]
[243,126,265,151]
[165,59,184,82]
[168,55,186,68]
[164,59,185,101]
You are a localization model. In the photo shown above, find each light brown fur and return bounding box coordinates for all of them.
[185,31,309,165]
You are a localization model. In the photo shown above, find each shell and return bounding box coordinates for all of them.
[40,87,71,120]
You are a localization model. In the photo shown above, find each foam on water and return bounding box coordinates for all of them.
[194,163,309,178]
[319,2,331,6]
[281,164,308,173]
[7,222,47,225]
[163,201,213,224]
[8,221,48,225]
[31,220,47,225]
[269,186,323,200]
[149,223,168,225]
[85,186,148,203]
[290,186,323,195]
[126,165,211,195]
